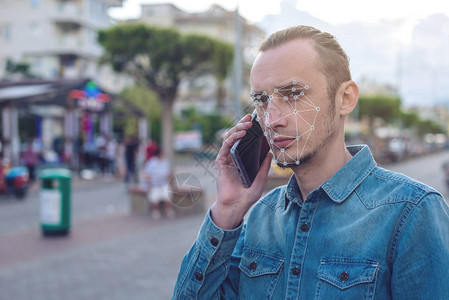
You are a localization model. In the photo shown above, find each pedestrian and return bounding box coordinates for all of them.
[124,136,139,185]
[145,138,158,163]
[143,146,175,219]
[106,135,117,178]
[21,139,39,183]
[173,25,449,299]
[95,133,108,177]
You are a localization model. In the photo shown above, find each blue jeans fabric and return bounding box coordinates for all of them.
[173,145,449,299]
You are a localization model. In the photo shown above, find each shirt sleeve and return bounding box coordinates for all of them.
[172,210,244,299]
[391,192,449,299]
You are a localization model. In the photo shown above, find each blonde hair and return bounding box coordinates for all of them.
[259,25,351,102]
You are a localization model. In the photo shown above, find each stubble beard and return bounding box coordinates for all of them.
[275,109,336,169]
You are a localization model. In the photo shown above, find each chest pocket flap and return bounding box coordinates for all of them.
[318,258,379,289]
[239,248,284,277]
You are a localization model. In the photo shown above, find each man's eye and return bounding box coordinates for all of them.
[289,90,303,99]
[260,95,269,102]
[253,95,269,103]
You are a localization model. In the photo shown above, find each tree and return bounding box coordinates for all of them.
[212,42,234,111]
[400,111,420,128]
[117,85,162,141]
[358,94,402,125]
[416,119,444,137]
[6,59,38,79]
[98,24,233,161]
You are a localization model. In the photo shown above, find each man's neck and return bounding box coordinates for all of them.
[291,144,352,201]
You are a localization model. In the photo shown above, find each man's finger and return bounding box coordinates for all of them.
[217,130,247,161]
[223,114,252,140]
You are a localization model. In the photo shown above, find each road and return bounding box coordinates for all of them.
[0,150,448,300]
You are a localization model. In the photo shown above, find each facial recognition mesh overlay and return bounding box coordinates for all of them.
[251,81,320,166]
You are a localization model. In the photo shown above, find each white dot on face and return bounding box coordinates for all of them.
[293,80,297,84]
[256,117,260,121]
[316,107,320,111]
[263,91,267,95]
[264,132,268,136]
[300,91,304,96]
[275,133,279,137]
[296,161,300,165]
[264,112,268,116]
[292,87,296,92]
[275,159,278,164]
[283,162,287,166]
[274,89,278,93]
[294,110,298,114]
[270,140,274,144]
[251,91,255,95]
[266,123,270,127]
[296,136,300,140]
[284,96,288,100]
[294,95,298,99]
[259,103,263,106]
[305,85,309,90]
[281,148,285,152]
[311,126,315,130]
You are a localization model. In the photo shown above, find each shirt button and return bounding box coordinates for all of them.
[210,237,218,247]
[292,267,300,276]
[249,262,258,270]
[195,272,203,281]
[300,223,309,232]
[340,272,349,282]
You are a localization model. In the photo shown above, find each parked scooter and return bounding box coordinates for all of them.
[0,162,29,199]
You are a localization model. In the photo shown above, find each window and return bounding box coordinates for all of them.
[1,24,12,41]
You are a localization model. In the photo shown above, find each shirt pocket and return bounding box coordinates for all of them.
[315,257,379,300]
[238,248,284,300]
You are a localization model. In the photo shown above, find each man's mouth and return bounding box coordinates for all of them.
[273,137,296,148]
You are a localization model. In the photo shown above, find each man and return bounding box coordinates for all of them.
[173,26,449,299]
[124,136,139,185]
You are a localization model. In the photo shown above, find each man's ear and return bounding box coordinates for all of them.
[339,80,359,116]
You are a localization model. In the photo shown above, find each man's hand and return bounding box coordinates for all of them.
[211,114,273,230]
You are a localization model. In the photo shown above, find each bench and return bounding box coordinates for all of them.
[128,184,206,216]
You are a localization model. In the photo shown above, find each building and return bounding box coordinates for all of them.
[0,0,141,168]
[139,4,263,64]
[0,0,125,92]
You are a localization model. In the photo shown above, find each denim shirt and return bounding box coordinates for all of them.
[173,145,449,299]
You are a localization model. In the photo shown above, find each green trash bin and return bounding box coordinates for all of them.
[39,168,71,236]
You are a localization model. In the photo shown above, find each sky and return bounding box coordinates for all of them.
[109,0,449,25]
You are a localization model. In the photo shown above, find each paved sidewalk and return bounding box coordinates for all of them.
[0,212,205,300]
[0,156,218,300]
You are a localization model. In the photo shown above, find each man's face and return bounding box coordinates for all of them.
[250,39,337,167]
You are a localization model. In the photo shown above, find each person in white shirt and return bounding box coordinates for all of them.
[143,146,175,219]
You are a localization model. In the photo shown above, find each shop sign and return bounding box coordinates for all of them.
[69,81,110,112]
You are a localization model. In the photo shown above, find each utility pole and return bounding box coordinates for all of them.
[232,5,243,118]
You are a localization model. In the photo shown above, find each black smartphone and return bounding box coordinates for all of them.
[230,110,270,187]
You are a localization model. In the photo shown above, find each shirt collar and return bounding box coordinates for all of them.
[284,145,377,207]
[285,174,302,207]
[322,145,376,203]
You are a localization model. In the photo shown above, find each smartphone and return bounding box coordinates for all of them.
[230,109,270,187]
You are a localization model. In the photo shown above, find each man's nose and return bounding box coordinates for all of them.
[266,99,287,128]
